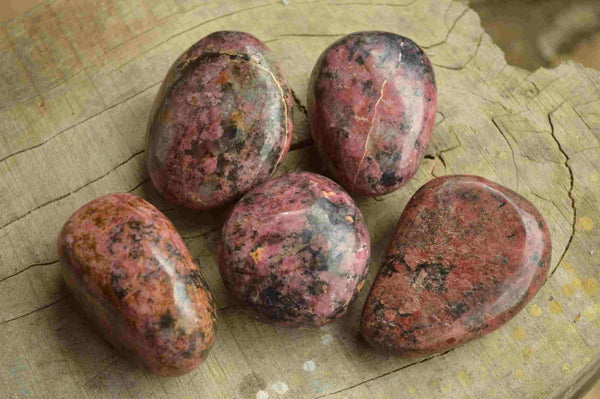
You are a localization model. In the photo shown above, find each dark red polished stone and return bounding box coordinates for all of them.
[361,175,551,355]
[57,194,217,376]
[308,31,437,197]
[219,172,370,327]
[146,31,293,210]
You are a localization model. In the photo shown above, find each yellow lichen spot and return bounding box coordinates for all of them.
[514,326,527,340]
[250,247,265,264]
[572,278,582,288]
[562,283,577,297]
[523,347,534,358]
[515,369,526,379]
[577,216,594,231]
[550,300,564,314]
[528,304,542,317]
[563,262,576,275]
[562,363,572,374]
[583,305,597,321]
[345,216,354,222]
[408,387,416,394]
[439,378,454,393]
[457,371,471,386]
[583,277,598,295]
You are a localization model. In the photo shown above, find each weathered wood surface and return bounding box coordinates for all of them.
[0,0,599,397]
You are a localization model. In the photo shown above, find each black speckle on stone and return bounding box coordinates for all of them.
[459,189,480,203]
[410,262,452,293]
[160,310,175,330]
[537,218,545,230]
[380,171,398,187]
[110,269,128,300]
[447,301,468,319]
[308,280,329,296]
[362,80,377,97]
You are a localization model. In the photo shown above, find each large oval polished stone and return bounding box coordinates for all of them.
[57,193,217,376]
[308,31,437,197]
[219,172,371,327]
[361,175,551,355]
[146,31,294,210]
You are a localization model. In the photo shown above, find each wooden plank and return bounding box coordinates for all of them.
[0,0,599,397]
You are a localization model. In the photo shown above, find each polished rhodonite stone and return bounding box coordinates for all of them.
[308,31,437,197]
[219,172,371,327]
[361,175,551,355]
[146,31,294,210]
[57,193,217,376]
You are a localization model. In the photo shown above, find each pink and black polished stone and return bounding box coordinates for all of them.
[57,194,217,376]
[146,31,293,210]
[219,172,371,327]
[308,31,437,197]
[361,175,551,355]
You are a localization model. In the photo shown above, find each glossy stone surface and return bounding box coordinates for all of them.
[308,31,437,197]
[146,31,293,210]
[57,193,217,376]
[219,172,370,327]
[361,175,551,355]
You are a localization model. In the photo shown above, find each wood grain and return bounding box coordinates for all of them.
[0,0,599,397]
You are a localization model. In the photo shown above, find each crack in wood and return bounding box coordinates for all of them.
[530,191,570,225]
[432,31,484,70]
[0,150,145,232]
[0,296,69,326]
[314,348,455,398]
[128,177,151,193]
[115,2,277,73]
[0,259,59,284]
[547,108,577,278]
[515,153,563,165]
[422,7,469,50]
[0,85,156,166]
[491,117,520,190]
[83,355,122,387]
[290,87,308,116]
[312,0,421,8]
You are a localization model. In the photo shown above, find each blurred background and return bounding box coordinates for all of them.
[1,0,599,397]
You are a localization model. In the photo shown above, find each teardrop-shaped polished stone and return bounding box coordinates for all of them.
[57,193,217,376]
[361,175,551,355]
[308,31,437,196]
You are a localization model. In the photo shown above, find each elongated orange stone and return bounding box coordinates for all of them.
[57,193,217,376]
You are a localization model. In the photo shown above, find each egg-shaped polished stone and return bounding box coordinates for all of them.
[57,193,217,376]
[219,172,371,327]
[308,31,437,196]
[146,31,294,210]
[361,175,551,355]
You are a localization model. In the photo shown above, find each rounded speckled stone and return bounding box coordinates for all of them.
[146,31,294,210]
[219,172,371,327]
[361,175,551,355]
[308,31,437,197]
[57,193,217,376]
